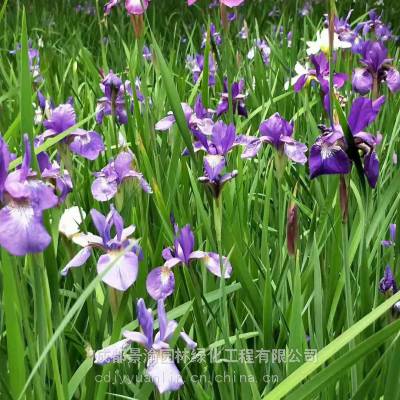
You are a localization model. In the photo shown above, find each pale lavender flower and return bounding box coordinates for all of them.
[0,135,58,256]
[91,151,152,202]
[94,298,196,394]
[146,223,232,300]
[37,103,104,160]
[241,113,307,164]
[61,206,143,291]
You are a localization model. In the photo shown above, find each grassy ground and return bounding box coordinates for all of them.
[1,0,400,399]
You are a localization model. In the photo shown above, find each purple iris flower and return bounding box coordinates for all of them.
[355,10,392,42]
[216,79,247,117]
[155,96,215,137]
[61,206,143,291]
[290,52,347,112]
[96,71,144,125]
[187,121,240,196]
[94,298,196,393]
[91,151,152,202]
[309,96,385,188]
[247,39,271,65]
[37,103,104,161]
[382,224,396,248]
[352,41,400,94]
[146,223,232,300]
[143,45,152,61]
[191,120,240,155]
[198,155,238,198]
[187,54,217,86]
[10,42,43,83]
[379,266,397,294]
[37,152,73,204]
[201,23,222,48]
[299,1,312,17]
[241,113,307,164]
[0,135,58,256]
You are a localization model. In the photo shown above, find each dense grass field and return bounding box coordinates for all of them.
[1,0,400,399]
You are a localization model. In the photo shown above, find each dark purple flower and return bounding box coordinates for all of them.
[382,224,396,248]
[0,135,58,256]
[309,96,385,187]
[146,223,232,300]
[91,151,152,202]
[96,70,143,125]
[309,127,352,179]
[216,79,247,117]
[95,298,196,393]
[352,41,400,94]
[202,23,221,48]
[61,206,143,291]
[198,155,238,198]
[288,53,347,99]
[241,113,307,164]
[355,10,392,42]
[379,266,397,293]
[38,103,104,160]
[187,54,217,86]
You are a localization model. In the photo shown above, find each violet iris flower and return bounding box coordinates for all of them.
[241,113,307,164]
[216,79,247,117]
[382,224,396,248]
[355,10,392,42]
[352,41,400,95]
[247,39,271,65]
[155,96,214,136]
[287,52,347,112]
[61,206,143,291]
[96,71,144,125]
[91,151,152,202]
[37,152,73,204]
[198,155,238,198]
[379,266,397,294]
[10,43,43,83]
[0,135,58,256]
[146,223,232,300]
[189,121,240,197]
[187,54,217,86]
[143,45,152,61]
[95,298,196,393]
[104,0,150,15]
[309,96,385,188]
[37,103,104,161]
[201,23,222,48]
